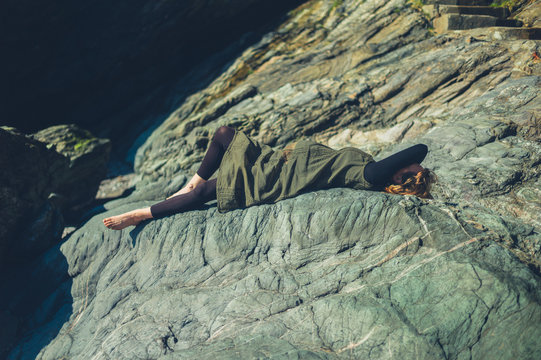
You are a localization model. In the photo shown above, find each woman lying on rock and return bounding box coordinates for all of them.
[103,126,435,230]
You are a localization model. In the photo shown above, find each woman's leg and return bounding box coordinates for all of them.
[196,126,235,180]
[104,126,233,230]
[103,207,153,230]
[168,126,235,198]
[103,179,217,230]
[151,179,217,219]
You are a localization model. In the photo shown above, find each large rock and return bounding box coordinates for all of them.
[0,127,68,262]
[32,124,111,208]
[0,125,110,357]
[8,191,541,359]
[515,0,541,27]
[4,0,541,358]
[134,0,541,269]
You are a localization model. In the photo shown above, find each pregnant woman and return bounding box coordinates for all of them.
[104,126,435,230]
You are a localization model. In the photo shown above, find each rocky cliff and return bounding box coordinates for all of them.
[3,0,540,359]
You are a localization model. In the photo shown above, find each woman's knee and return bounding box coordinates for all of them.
[192,183,205,198]
[213,126,234,140]
[193,179,217,201]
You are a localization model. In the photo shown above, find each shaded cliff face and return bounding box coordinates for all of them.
[1,0,303,146]
[4,0,541,358]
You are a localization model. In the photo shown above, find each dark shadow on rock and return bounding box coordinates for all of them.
[129,221,152,247]
[0,241,73,359]
[116,28,280,167]
[1,0,307,167]
[198,202,218,211]
[78,204,107,226]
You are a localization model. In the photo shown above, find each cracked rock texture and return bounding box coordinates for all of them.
[11,192,541,359]
[4,0,541,359]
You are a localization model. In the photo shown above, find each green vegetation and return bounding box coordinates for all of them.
[409,0,425,11]
[406,0,432,32]
[331,0,344,11]
[73,138,93,152]
[490,0,521,11]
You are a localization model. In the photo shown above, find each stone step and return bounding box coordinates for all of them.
[423,5,510,19]
[424,0,493,6]
[433,14,523,33]
[466,26,541,40]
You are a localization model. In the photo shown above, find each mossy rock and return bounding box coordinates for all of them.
[32,124,112,205]
[32,124,110,161]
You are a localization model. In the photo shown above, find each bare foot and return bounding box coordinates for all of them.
[103,208,152,230]
[167,173,207,199]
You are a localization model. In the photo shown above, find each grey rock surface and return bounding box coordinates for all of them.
[0,125,110,357]
[515,0,541,28]
[133,0,541,267]
[12,191,541,359]
[0,127,69,357]
[5,0,541,359]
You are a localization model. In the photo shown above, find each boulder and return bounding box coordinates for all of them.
[8,191,541,359]
[32,124,111,208]
[133,1,541,268]
[0,127,68,262]
[0,124,110,356]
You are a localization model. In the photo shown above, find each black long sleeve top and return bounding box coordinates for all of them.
[363,144,428,186]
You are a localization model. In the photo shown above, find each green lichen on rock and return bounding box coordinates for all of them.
[72,137,93,153]
[32,124,107,160]
[32,124,112,205]
[491,0,522,11]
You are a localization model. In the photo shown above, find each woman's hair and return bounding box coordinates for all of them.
[383,168,437,199]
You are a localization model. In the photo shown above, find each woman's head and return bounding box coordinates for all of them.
[384,164,436,199]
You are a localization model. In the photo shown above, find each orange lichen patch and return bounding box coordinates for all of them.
[465,220,487,231]
[254,55,284,74]
[532,51,540,61]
